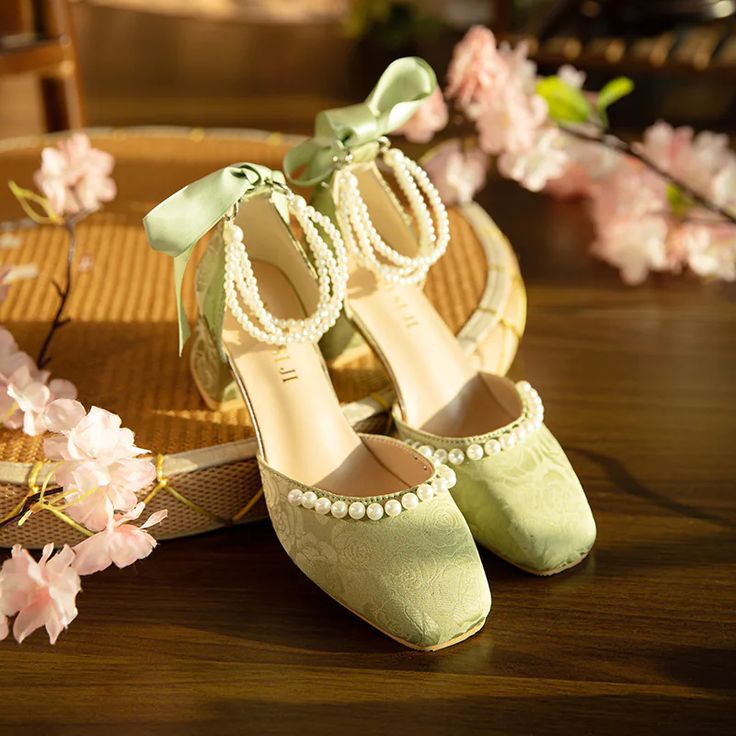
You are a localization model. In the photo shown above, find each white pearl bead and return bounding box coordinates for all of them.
[401,492,419,509]
[417,483,434,502]
[432,448,448,463]
[348,501,366,519]
[384,499,402,517]
[440,467,457,489]
[432,477,450,496]
[484,439,501,455]
[287,489,303,506]
[367,502,384,521]
[417,445,434,459]
[467,443,484,461]
[301,491,317,509]
[315,497,332,515]
[517,380,531,393]
[448,448,465,465]
[331,500,348,518]
[500,433,517,451]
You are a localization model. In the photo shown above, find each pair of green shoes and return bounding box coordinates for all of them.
[144,57,596,651]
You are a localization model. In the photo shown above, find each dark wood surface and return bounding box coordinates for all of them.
[0,169,734,734]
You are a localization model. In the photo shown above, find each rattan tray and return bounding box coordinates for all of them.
[0,127,525,547]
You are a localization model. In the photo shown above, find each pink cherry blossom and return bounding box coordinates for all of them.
[44,401,156,531]
[638,122,736,209]
[446,26,507,117]
[396,87,449,144]
[476,79,548,156]
[589,157,668,226]
[545,135,620,199]
[674,222,736,281]
[34,133,116,217]
[0,543,81,643]
[3,365,77,435]
[0,327,36,381]
[592,214,671,285]
[422,139,489,205]
[73,501,167,575]
[557,64,586,90]
[587,157,677,284]
[498,128,568,192]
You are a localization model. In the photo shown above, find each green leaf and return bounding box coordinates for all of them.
[597,77,634,112]
[536,76,592,124]
[666,183,693,216]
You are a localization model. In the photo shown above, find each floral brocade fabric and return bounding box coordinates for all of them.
[397,423,596,573]
[260,460,491,649]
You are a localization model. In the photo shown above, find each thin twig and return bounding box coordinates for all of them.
[560,125,736,225]
[36,215,81,368]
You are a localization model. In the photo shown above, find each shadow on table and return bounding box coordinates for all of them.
[567,445,736,532]
[198,692,733,736]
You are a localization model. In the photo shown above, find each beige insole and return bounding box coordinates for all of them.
[344,165,523,437]
[222,260,431,494]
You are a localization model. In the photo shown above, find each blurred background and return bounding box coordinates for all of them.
[2,0,736,138]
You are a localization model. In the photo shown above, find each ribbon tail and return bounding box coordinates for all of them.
[173,246,195,354]
[284,138,339,187]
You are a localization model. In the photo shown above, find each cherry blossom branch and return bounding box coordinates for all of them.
[559,124,736,225]
[36,214,81,369]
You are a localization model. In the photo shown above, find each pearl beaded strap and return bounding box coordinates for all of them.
[223,189,349,345]
[335,145,450,285]
[405,382,545,466]
[286,463,457,521]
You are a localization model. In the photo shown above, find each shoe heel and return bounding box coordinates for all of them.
[190,316,243,412]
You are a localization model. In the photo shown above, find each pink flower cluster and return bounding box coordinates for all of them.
[34,133,116,217]
[43,400,157,531]
[0,327,166,644]
[578,123,736,284]
[0,497,165,644]
[398,27,567,203]
[0,327,77,436]
[395,27,736,284]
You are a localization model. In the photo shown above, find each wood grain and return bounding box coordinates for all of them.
[0,171,734,736]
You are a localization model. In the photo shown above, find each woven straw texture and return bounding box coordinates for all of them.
[0,128,525,547]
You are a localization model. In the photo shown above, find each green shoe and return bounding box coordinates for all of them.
[144,162,490,648]
[393,380,597,575]
[283,56,596,574]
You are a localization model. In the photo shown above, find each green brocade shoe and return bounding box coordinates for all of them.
[143,163,490,649]
[393,380,597,575]
[284,56,596,575]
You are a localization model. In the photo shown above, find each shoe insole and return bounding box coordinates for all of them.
[344,166,523,436]
[222,260,429,493]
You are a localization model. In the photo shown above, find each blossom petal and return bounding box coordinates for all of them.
[140,508,168,530]
[44,398,86,434]
[72,531,114,575]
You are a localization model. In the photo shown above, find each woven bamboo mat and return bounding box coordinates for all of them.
[0,127,525,546]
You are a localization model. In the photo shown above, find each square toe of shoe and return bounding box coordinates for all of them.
[262,468,491,649]
[451,426,597,573]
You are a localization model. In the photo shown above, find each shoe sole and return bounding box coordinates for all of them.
[319,582,488,651]
[344,600,488,651]
[488,546,591,577]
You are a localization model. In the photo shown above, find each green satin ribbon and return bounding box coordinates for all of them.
[143,163,286,353]
[284,56,437,187]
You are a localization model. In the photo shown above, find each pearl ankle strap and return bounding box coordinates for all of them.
[335,143,450,285]
[223,187,349,346]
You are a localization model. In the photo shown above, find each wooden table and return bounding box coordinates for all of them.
[1,138,735,735]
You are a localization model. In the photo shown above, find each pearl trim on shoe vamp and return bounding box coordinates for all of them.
[405,381,545,466]
[285,463,457,520]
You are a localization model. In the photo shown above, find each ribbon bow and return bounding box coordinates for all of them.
[143,163,286,353]
[284,56,437,187]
